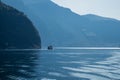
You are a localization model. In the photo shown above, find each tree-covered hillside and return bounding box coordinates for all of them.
[0,2,41,49]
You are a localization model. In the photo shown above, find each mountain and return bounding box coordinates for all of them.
[23,0,120,47]
[0,2,41,49]
[1,0,25,11]
[3,0,120,47]
[1,0,43,33]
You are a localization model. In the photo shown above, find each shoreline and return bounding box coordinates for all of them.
[0,47,120,51]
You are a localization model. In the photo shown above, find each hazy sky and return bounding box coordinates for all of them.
[52,0,120,20]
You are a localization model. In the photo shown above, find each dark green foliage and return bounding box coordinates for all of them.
[0,2,41,49]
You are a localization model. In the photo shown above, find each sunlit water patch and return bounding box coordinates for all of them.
[37,49,120,80]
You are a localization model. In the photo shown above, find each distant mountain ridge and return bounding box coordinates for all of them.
[0,2,41,49]
[3,0,120,47]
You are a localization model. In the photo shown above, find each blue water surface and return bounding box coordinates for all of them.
[0,49,120,80]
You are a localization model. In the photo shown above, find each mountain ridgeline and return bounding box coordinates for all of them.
[0,2,41,49]
[2,0,120,47]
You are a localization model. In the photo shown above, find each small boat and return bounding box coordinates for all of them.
[48,45,53,50]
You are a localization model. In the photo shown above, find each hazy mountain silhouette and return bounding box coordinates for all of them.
[0,2,41,49]
[3,0,120,47]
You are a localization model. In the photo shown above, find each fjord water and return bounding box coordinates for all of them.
[0,49,120,80]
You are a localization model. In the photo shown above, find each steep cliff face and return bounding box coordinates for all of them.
[0,2,41,49]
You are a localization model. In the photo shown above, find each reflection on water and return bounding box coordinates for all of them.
[0,51,39,80]
[38,50,120,80]
[0,49,120,80]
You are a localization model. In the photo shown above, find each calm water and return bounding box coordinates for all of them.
[0,49,120,80]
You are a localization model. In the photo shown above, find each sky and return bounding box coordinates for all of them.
[52,0,120,20]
